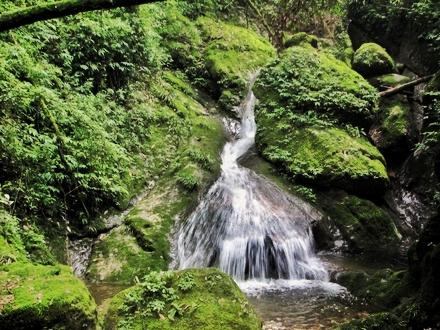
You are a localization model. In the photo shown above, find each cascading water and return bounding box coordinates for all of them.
[175,76,328,282]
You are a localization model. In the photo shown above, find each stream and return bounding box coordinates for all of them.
[86,78,376,329]
[171,77,373,329]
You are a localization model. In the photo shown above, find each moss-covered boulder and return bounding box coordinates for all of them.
[256,123,388,194]
[0,262,97,329]
[197,17,276,113]
[318,193,401,256]
[353,43,395,77]
[283,32,319,49]
[336,269,414,308]
[370,96,412,157]
[254,44,378,127]
[103,268,261,330]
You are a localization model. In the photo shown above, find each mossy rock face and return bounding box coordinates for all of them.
[0,262,97,329]
[336,269,414,308]
[336,312,405,330]
[256,123,388,194]
[283,32,319,49]
[353,43,395,77]
[85,184,195,284]
[254,44,378,128]
[103,268,262,330]
[370,96,412,156]
[197,16,276,113]
[86,225,156,284]
[86,73,226,285]
[318,193,400,256]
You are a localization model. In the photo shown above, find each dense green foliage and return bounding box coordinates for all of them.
[0,8,168,232]
[0,2,236,236]
[104,268,261,330]
[346,0,440,72]
[0,1,439,329]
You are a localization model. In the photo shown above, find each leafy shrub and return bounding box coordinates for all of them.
[187,150,215,171]
[34,9,166,93]
[176,168,200,192]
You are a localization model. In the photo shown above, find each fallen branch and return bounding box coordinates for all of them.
[0,0,162,32]
[379,75,434,98]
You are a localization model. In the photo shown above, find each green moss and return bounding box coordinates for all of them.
[336,269,415,309]
[86,225,156,284]
[255,44,378,127]
[176,164,202,191]
[283,32,319,49]
[86,72,226,284]
[320,194,400,255]
[254,44,386,192]
[0,262,97,329]
[256,120,388,193]
[370,74,411,88]
[197,16,276,110]
[353,43,395,77]
[103,268,262,330]
[370,97,411,150]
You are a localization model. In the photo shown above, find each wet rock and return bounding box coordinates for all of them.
[317,192,401,257]
[85,225,162,284]
[335,269,414,308]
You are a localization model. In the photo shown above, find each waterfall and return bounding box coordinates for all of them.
[175,76,328,282]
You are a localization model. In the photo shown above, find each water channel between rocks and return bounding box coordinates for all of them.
[87,77,378,329]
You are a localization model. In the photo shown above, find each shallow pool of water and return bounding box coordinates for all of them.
[242,279,369,329]
[87,254,386,329]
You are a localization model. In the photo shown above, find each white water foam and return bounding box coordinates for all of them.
[175,75,328,284]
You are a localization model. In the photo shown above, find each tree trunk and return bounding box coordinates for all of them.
[0,0,162,32]
[379,75,434,98]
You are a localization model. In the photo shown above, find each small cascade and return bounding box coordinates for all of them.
[175,77,328,282]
